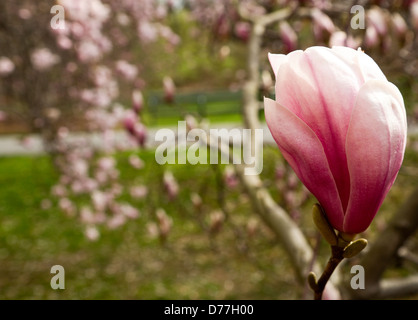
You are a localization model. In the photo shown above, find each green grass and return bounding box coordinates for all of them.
[0,149,298,299]
[0,141,416,299]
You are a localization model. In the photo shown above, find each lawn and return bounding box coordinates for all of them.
[0,148,298,299]
[0,141,416,299]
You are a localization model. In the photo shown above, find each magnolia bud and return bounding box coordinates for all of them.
[156,208,173,242]
[163,171,179,200]
[163,76,176,104]
[209,210,225,234]
[132,90,144,114]
[279,21,297,53]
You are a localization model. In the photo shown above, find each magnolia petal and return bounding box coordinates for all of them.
[330,46,387,83]
[276,47,363,211]
[268,52,287,80]
[344,79,407,233]
[264,97,344,229]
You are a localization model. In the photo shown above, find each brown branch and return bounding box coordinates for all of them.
[377,275,418,299]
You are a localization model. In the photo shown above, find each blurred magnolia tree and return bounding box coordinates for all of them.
[0,0,418,299]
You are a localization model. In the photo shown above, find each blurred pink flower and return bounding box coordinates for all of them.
[329,31,361,49]
[234,21,251,41]
[0,111,7,121]
[391,13,408,39]
[265,46,407,234]
[107,214,126,229]
[279,21,297,53]
[209,210,225,234]
[156,208,173,239]
[163,171,179,200]
[411,1,418,30]
[367,7,388,36]
[0,57,15,76]
[59,197,76,216]
[311,9,335,42]
[119,203,140,219]
[364,24,379,48]
[30,48,60,71]
[163,76,176,104]
[224,165,239,189]
[130,185,148,199]
[85,226,100,241]
[129,154,144,169]
[132,90,144,114]
[115,60,138,81]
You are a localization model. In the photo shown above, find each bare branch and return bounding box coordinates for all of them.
[377,275,418,299]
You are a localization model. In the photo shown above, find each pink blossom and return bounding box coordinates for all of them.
[163,76,176,104]
[279,21,297,53]
[85,226,100,241]
[234,21,251,41]
[391,13,408,39]
[115,60,138,81]
[138,21,158,42]
[224,165,239,189]
[311,9,335,42]
[80,206,96,224]
[190,192,202,209]
[129,155,144,169]
[264,46,407,234]
[411,1,418,30]
[57,36,73,50]
[209,210,225,234]
[97,157,115,171]
[0,57,15,76]
[163,171,179,200]
[329,31,360,49]
[18,8,32,20]
[119,203,140,219]
[132,123,147,147]
[123,110,137,135]
[59,197,76,216]
[77,41,103,63]
[132,90,144,114]
[367,7,388,36]
[156,208,172,239]
[30,48,60,71]
[0,111,7,122]
[130,185,148,199]
[365,24,379,48]
[91,190,108,212]
[52,184,67,197]
[107,214,126,229]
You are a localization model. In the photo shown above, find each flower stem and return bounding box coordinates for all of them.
[313,245,345,300]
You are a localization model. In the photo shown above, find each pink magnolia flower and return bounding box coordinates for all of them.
[163,76,176,104]
[264,46,407,234]
[0,57,15,76]
[279,21,297,54]
[132,90,144,114]
[30,48,60,71]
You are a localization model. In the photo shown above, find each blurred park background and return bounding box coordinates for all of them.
[0,0,418,299]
